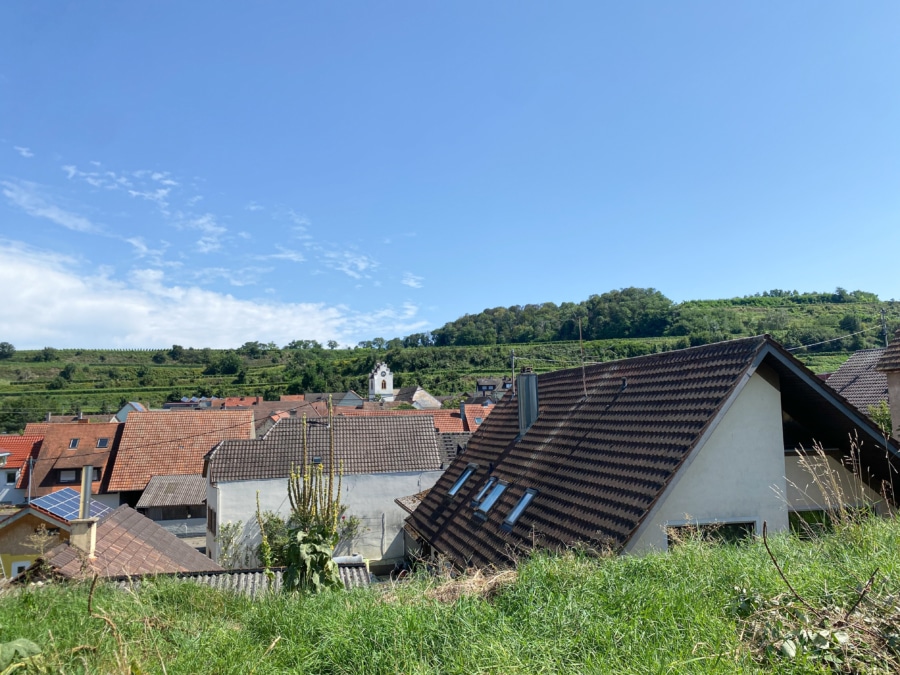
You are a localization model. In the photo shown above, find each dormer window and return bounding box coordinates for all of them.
[448,463,477,497]
[68,439,79,449]
[97,438,109,449]
[312,456,323,464]
[475,482,507,518]
[59,469,77,483]
[502,489,538,531]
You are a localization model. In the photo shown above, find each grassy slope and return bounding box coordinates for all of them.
[3,517,899,673]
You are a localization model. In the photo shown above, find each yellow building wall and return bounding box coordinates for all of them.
[0,512,69,578]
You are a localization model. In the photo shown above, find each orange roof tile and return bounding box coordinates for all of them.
[16,423,122,496]
[0,435,43,471]
[335,408,470,433]
[107,411,254,492]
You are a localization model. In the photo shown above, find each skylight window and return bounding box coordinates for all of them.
[448,463,477,497]
[475,482,507,517]
[68,439,79,449]
[471,476,497,507]
[96,438,109,449]
[502,489,538,531]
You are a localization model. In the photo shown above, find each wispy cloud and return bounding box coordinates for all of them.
[246,201,264,212]
[128,187,171,213]
[320,249,378,279]
[0,240,421,348]
[177,213,227,253]
[63,164,134,190]
[124,236,177,267]
[193,266,271,287]
[402,273,424,289]
[1,180,100,234]
[256,245,305,263]
[13,146,33,158]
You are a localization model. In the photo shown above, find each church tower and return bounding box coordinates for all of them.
[368,362,395,401]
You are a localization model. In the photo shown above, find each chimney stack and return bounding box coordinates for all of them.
[70,465,98,557]
[517,368,539,438]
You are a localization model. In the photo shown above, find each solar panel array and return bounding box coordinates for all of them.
[31,488,113,522]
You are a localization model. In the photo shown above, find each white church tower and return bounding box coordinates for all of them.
[368,362,395,402]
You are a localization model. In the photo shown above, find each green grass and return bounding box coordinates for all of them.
[3,517,900,673]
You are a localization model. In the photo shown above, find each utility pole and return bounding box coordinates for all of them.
[882,308,889,348]
[510,350,516,395]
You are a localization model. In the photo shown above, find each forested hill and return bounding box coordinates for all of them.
[422,288,896,350]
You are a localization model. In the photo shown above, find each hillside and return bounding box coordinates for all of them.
[2,516,899,673]
[0,287,897,432]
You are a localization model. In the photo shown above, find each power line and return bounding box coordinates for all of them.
[786,326,880,352]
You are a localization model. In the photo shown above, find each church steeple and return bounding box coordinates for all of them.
[368,362,395,401]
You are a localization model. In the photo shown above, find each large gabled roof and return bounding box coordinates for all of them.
[206,415,443,484]
[107,411,254,492]
[406,335,900,569]
[16,423,123,496]
[825,348,888,412]
[0,435,43,471]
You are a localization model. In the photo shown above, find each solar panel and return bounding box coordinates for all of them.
[31,488,112,522]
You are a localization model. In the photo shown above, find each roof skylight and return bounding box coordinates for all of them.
[502,489,538,531]
[475,482,507,517]
[448,463,477,497]
[470,476,497,507]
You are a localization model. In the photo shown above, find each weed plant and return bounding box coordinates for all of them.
[2,515,900,673]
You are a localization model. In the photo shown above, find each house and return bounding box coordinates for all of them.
[31,504,223,580]
[107,410,255,506]
[404,335,900,569]
[392,386,442,410]
[0,487,112,578]
[825,348,888,416]
[335,406,492,434]
[218,397,324,434]
[135,474,207,549]
[476,377,513,399]
[876,329,900,440]
[304,391,365,407]
[0,435,42,504]
[18,422,123,508]
[114,401,147,422]
[204,415,444,572]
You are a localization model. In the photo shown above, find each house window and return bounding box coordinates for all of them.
[381,380,387,390]
[59,469,77,483]
[92,467,101,481]
[448,464,477,497]
[207,506,217,535]
[474,418,483,425]
[68,439,79,449]
[666,521,755,548]
[96,438,109,449]
[12,561,30,576]
[6,470,18,485]
[475,482,507,518]
[470,477,498,507]
[311,456,323,464]
[502,489,538,531]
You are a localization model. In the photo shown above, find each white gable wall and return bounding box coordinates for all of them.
[627,369,787,554]
[207,470,443,567]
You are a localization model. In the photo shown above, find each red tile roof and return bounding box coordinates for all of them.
[0,435,43,471]
[107,411,254,492]
[335,408,474,433]
[16,423,122,496]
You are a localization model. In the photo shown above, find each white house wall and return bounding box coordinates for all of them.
[627,369,787,554]
[209,470,444,566]
[784,453,887,515]
[886,371,900,441]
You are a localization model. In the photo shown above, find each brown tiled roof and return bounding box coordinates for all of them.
[136,474,207,508]
[16,423,122,496]
[825,349,888,411]
[45,414,116,424]
[0,435,43,471]
[877,330,900,372]
[42,505,222,579]
[395,489,430,515]
[108,411,254,492]
[406,336,900,570]
[207,415,443,484]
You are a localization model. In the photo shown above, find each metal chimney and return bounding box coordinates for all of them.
[70,464,98,558]
[517,368,539,438]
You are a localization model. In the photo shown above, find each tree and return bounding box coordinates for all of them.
[168,344,185,361]
[34,347,58,362]
[327,340,339,350]
[0,342,14,359]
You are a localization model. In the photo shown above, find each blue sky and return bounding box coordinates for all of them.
[1,2,899,349]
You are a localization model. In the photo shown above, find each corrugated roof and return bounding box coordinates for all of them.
[42,505,223,578]
[207,415,443,484]
[406,335,900,570]
[136,474,207,508]
[108,411,254,492]
[825,348,888,411]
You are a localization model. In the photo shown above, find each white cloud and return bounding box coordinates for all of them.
[320,249,378,279]
[128,187,171,211]
[1,180,101,234]
[62,164,134,190]
[246,201,264,212]
[0,240,378,348]
[193,266,271,287]
[402,273,424,289]
[14,146,33,158]
[257,245,305,263]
